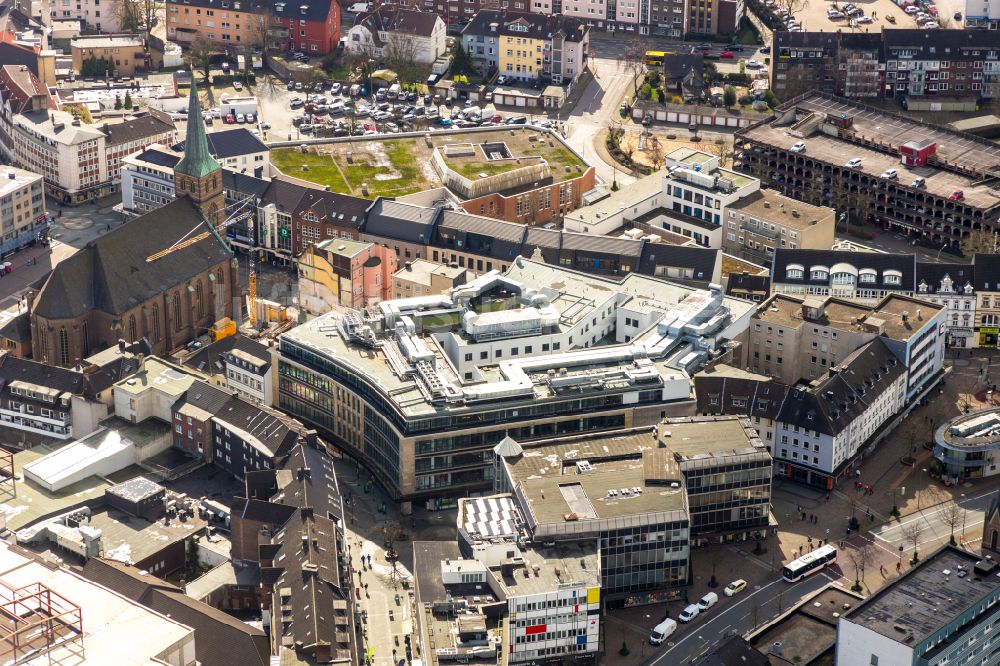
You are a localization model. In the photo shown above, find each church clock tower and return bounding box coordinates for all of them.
[174,76,225,229]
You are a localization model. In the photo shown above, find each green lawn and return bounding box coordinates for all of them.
[272,148,349,193]
[523,145,587,180]
[448,159,523,179]
[336,140,427,197]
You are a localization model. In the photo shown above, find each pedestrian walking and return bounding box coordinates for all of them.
[896,561,901,572]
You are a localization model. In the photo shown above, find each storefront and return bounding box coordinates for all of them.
[949,328,975,348]
[980,327,999,348]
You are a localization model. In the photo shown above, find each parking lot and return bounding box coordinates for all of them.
[772,0,951,34]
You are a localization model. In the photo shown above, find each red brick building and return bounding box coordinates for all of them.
[461,166,596,225]
[270,0,342,55]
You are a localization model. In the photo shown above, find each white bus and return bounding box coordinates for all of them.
[782,544,837,582]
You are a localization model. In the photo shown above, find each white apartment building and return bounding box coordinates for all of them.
[0,166,46,255]
[456,496,602,663]
[49,0,124,32]
[915,264,977,348]
[775,338,907,487]
[10,110,105,204]
[965,0,1000,29]
[3,109,175,204]
[564,147,759,248]
[120,144,177,216]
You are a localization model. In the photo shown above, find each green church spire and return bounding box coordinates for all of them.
[174,76,222,179]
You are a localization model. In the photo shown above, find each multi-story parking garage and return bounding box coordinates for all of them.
[734,93,1000,251]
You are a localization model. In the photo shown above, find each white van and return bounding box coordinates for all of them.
[697,592,718,611]
[347,2,370,12]
[678,604,700,623]
[462,106,482,119]
[649,618,677,646]
[387,83,401,99]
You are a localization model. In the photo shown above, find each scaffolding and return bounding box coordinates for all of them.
[0,581,84,664]
[0,447,14,502]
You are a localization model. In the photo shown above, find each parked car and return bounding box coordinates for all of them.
[225,113,236,123]
[232,81,243,91]
[294,82,303,90]
[881,168,898,179]
[286,81,295,91]
[724,579,747,597]
[505,115,527,125]
[496,75,508,85]
[235,113,246,123]
[791,141,806,152]
[330,82,342,94]
[912,177,925,188]
[746,59,762,68]
[845,158,863,168]
[950,189,964,200]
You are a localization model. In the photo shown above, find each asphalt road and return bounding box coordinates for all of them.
[870,486,997,554]
[642,571,835,665]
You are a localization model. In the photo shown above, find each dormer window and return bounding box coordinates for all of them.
[786,263,804,280]
[810,265,829,281]
[884,270,902,286]
[918,282,929,293]
[858,269,877,284]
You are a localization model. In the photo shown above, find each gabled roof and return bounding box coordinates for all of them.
[974,254,1000,292]
[725,272,771,300]
[777,338,904,436]
[32,196,232,319]
[270,0,337,23]
[222,168,269,198]
[173,381,234,418]
[462,10,588,43]
[213,397,298,459]
[102,111,175,146]
[278,443,343,521]
[694,369,790,421]
[81,558,269,666]
[182,334,270,377]
[0,311,31,343]
[296,188,370,229]
[356,6,440,40]
[0,353,88,398]
[232,496,298,525]
[916,262,974,295]
[364,197,440,243]
[173,127,267,160]
[0,42,39,77]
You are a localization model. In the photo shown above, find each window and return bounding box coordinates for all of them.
[196,280,204,319]
[152,303,160,342]
[173,293,182,332]
[58,328,69,366]
[870,656,878,666]
[128,315,137,342]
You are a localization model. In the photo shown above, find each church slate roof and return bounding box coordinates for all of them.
[32,196,232,319]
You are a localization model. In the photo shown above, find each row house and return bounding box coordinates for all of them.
[769,249,1000,349]
[696,339,908,490]
[171,379,300,479]
[359,197,723,285]
[166,0,341,55]
[749,292,946,401]
[772,30,1000,104]
[461,11,590,85]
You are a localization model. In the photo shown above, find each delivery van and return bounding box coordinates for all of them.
[649,618,677,646]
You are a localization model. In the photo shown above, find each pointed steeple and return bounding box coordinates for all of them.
[175,76,221,179]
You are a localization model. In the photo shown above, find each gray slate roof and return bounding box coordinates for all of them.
[32,196,232,319]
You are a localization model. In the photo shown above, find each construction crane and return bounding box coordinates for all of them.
[247,200,258,327]
[145,196,261,324]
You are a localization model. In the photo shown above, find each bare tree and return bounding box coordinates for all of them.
[107,0,142,33]
[962,228,999,256]
[941,503,963,545]
[847,542,875,591]
[189,35,215,82]
[710,139,734,169]
[247,8,281,93]
[903,522,923,563]
[382,34,420,72]
[622,37,651,96]
[647,134,665,171]
[137,0,164,38]
[774,0,807,18]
